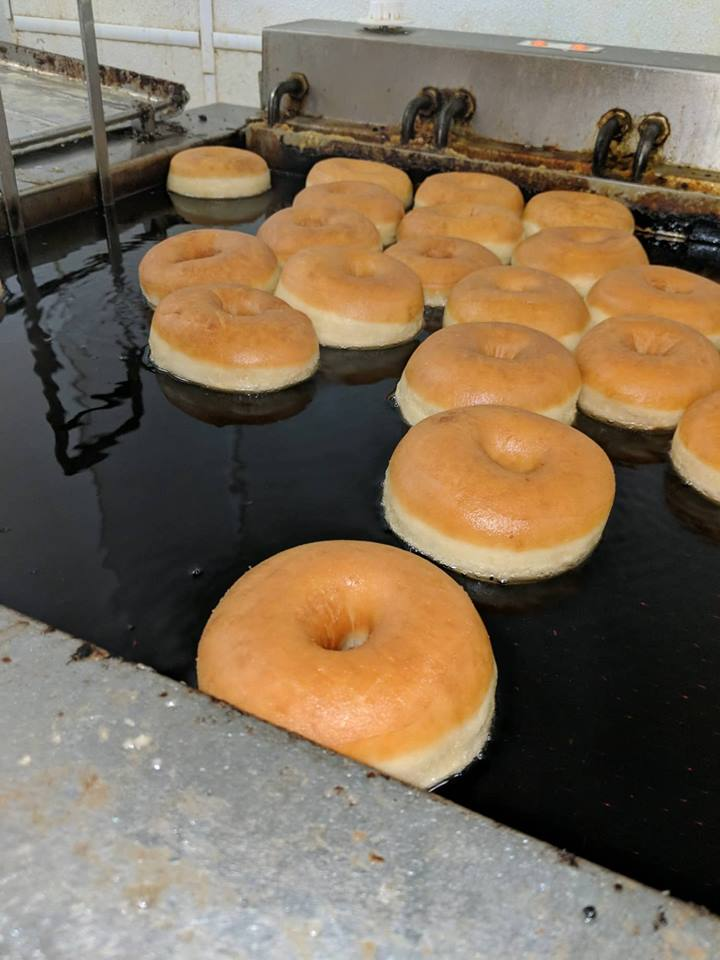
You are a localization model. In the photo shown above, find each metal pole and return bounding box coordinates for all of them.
[77,0,114,208]
[0,88,25,237]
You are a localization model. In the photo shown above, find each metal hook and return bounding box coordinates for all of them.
[400,87,439,145]
[433,89,475,150]
[631,114,670,183]
[592,109,631,178]
[267,73,309,126]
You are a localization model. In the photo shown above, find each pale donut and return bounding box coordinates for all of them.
[276,246,424,349]
[385,237,500,307]
[293,181,404,246]
[396,322,580,425]
[138,229,279,307]
[398,203,523,264]
[576,315,720,430]
[671,391,720,503]
[512,227,649,296]
[197,540,497,788]
[167,146,270,199]
[444,266,590,350]
[149,284,319,392]
[306,158,413,208]
[257,206,381,265]
[414,172,524,215]
[586,265,720,347]
[522,191,634,237]
[383,405,615,581]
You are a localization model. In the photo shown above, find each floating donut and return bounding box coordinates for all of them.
[167,146,270,199]
[197,540,497,788]
[414,172,524,215]
[149,284,319,392]
[398,202,523,264]
[444,266,590,350]
[522,191,634,237]
[138,229,279,306]
[671,391,720,503]
[395,322,581,425]
[293,181,404,246]
[385,237,500,306]
[576,315,720,430]
[383,405,615,582]
[306,157,413,208]
[512,227,649,296]
[586,265,720,346]
[257,206,380,264]
[276,246,424,349]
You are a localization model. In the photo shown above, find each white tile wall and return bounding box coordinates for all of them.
[10,1,720,109]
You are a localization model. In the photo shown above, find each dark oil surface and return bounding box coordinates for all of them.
[1,178,719,911]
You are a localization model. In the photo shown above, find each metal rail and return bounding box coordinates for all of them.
[0,88,25,236]
[77,0,114,209]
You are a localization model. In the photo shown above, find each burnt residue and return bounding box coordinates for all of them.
[246,119,720,224]
[2,40,188,112]
[557,850,579,868]
[653,908,668,931]
[69,642,110,663]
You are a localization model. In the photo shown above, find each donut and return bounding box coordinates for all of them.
[306,157,413,208]
[276,246,424,349]
[576,315,720,430]
[512,227,649,296]
[257,206,380,265]
[522,191,634,237]
[586,265,720,347]
[383,405,615,581]
[671,391,720,503]
[167,146,270,199]
[444,266,590,350]
[138,229,279,307]
[397,203,523,264]
[414,172,524,215]
[385,237,500,307]
[395,322,581,426]
[293,181,404,246]
[197,540,497,788]
[149,284,319,392]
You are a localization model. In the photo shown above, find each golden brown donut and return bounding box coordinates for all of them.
[522,190,634,237]
[149,284,319,392]
[306,157,413,208]
[166,146,270,199]
[293,181,404,246]
[512,227,649,296]
[414,172,524,215]
[586,265,720,347]
[395,322,581,425]
[257,206,381,265]
[276,246,424,348]
[138,229,279,307]
[197,540,497,788]
[398,202,523,264]
[383,405,615,581]
[671,390,720,503]
[576,315,720,430]
[444,266,590,349]
[385,237,500,306]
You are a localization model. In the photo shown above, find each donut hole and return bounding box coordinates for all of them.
[647,275,694,295]
[181,241,221,262]
[346,257,378,279]
[482,433,543,474]
[476,340,523,361]
[316,624,370,652]
[629,329,678,357]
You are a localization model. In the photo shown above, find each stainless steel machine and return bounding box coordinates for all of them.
[1,17,720,959]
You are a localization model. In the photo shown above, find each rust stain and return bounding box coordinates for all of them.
[68,641,110,663]
[352,830,367,843]
[79,771,109,809]
[368,852,385,864]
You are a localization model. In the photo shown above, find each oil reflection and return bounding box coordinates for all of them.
[665,468,720,544]
[576,412,671,466]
